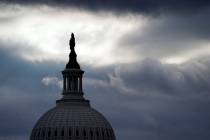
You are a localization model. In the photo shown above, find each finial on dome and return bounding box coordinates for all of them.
[69,33,75,51]
[66,33,80,69]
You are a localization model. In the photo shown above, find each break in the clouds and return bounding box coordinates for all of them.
[1,3,210,65]
[0,4,143,66]
[1,1,210,140]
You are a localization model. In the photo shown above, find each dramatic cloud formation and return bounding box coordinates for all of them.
[0,4,142,66]
[0,1,210,140]
[118,11,210,63]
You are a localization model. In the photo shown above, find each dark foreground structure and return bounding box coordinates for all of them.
[30,34,116,140]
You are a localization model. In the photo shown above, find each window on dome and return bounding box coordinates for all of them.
[69,129,72,136]
[83,129,86,136]
[109,130,113,138]
[102,129,104,137]
[90,129,93,137]
[48,130,51,137]
[54,130,57,137]
[96,130,99,137]
[61,129,64,136]
[34,129,37,137]
[37,129,40,137]
[76,129,79,136]
[106,129,109,137]
[42,130,45,138]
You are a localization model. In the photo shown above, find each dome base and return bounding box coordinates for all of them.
[56,98,90,106]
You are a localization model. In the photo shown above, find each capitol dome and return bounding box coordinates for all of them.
[30,102,115,140]
[30,33,116,140]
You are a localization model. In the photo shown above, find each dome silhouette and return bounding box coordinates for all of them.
[30,34,116,140]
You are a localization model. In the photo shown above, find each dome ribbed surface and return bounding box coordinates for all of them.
[34,106,112,128]
[30,105,115,140]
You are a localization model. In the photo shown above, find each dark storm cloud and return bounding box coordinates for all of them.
[0,41,63,137]
[114,58,210,96]
[116,6,210,59]
[2,0,210,15]
[101,58,210,140]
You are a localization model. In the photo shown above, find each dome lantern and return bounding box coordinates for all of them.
[60,33,86,103]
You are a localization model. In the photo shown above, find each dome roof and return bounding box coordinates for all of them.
[30,104,115,140]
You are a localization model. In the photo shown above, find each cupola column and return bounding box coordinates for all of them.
[63,76,66,90]
[79,76,82,92]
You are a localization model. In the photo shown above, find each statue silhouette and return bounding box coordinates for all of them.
[66,33,80,69]
[69,33,75,51]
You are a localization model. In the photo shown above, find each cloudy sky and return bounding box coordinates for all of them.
[0,0,210,140]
